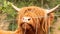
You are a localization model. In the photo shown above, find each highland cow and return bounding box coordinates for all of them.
[0,4,59,34]
[12,4,59,34]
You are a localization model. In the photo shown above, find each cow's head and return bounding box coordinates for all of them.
[12,4,59,26]
[11,4,59,34]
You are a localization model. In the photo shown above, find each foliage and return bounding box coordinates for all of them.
[0,0,17,30]
[8,21,18,31]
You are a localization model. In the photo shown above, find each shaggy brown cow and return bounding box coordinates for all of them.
[0,4,59,34]
[12,4,59,34]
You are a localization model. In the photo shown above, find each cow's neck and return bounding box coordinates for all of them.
[24,30,35,34]
[23,28,45,34]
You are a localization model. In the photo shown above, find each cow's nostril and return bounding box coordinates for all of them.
[22,17,31,22]
[28,19,30,21]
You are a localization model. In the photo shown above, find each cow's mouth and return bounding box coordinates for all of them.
[20,23,35,32]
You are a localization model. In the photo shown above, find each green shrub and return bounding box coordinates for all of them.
[8,21,18,31]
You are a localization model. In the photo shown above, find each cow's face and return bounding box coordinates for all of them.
[21,16,36,31]
[18,8,41,32]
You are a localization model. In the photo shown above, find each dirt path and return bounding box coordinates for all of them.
[53,18,60,34]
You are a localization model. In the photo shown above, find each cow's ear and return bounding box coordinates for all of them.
[46,4,60,14]
[11,4,21,11]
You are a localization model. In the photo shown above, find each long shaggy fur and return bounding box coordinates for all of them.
[0,6,54,34]
[16,6,54,34]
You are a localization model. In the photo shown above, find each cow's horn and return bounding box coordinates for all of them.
[46,4,60,13]
[12,4,20,11]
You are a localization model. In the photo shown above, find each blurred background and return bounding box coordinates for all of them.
[0,0,60,34]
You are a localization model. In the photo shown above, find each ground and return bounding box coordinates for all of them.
[51,17,60,34]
